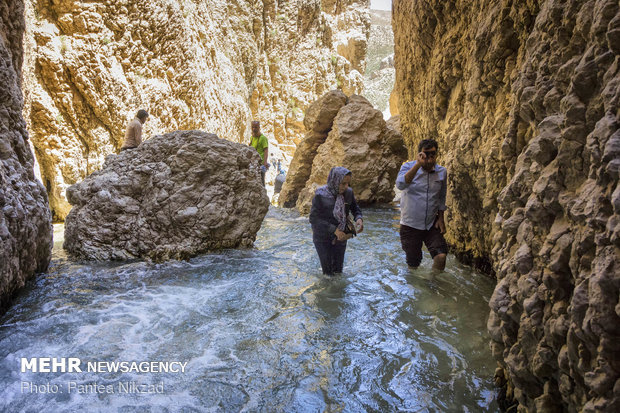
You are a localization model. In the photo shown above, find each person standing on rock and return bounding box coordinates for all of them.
[396,139,448,271]
[309,166,363,275]
[249,120,269,186]
[121,109,149,151]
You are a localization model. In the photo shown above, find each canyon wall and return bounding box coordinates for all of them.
[393,0,619,411]
[23,0,370,220]
[0,0,52,313]
[364,9,394,115]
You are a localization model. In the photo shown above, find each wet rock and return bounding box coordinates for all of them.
[393,0,620,411]
[0,0,53,313]
[64,130,269,261]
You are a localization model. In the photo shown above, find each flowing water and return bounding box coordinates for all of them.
[0,207,498,412]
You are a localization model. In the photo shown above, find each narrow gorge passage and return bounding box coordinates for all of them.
[3,0,618,411]
[0,208,498,411]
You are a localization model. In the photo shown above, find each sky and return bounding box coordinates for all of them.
[370,0,391,11]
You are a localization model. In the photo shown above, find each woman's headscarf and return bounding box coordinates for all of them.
[316,166,351,231]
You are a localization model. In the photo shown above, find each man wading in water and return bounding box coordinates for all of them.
[396,139,448,271]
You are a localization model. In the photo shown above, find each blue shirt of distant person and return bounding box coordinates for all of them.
[395,139,448,271]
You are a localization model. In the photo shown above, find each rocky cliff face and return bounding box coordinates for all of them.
[364,9,394,116]
[22,0,370,221]
[0,0,52,313]
[393,0,619,411]
[64,130,269,261]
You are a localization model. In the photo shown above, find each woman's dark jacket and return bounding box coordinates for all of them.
[309,187,363,242]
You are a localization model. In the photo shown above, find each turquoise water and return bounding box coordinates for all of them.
[0,206,498,412]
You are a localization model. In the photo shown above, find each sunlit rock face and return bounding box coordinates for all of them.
[64,130,269,261]
[0,0,52,313]
[393,0,619,411]
[22,0,370,221]
[282,92,407,214]
[278,89,348,208]
[364,9,394,115]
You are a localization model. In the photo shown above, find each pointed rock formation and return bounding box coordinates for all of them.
[278,90,348,207]
[64,131,269,261]
[283,93,407,214]
[0,0,52,313]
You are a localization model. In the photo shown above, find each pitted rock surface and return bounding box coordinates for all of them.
[278,90,348,208]
[286,94,406,214]
[0,0,52,313]
[22,0,370,220]
[394,0,620,411]
[64,130,269,261]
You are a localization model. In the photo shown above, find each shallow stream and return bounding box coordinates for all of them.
[1,207,498,411]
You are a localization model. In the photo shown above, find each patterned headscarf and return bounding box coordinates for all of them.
[316,166,351,231]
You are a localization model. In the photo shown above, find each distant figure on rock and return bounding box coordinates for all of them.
[121,109,149,151]
[249,120,269,186]
[396,139,448,271]
[309,166,363,275]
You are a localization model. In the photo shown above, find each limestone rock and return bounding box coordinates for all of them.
[389,88,399,116]
[365,9,395,114]
[386,115,401,134]
[393,0,620,411]
[63,130,269,261]
[22,0,370,221]
[293,95,407,214]
[379,54,394,70]
[0,0,52,313]
[366,66,395,115]
[278,90,348,208]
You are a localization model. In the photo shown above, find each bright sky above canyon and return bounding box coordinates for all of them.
[370,0,391,11]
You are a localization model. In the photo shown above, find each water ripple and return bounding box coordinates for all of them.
[0,206,498,412]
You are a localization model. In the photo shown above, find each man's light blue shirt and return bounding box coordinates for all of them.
[396,161,447,230]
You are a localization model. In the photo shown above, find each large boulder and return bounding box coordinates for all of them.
[64,131,269,261]
[294,95,407,214]
[0,0,52,313]
[278,90,348,207]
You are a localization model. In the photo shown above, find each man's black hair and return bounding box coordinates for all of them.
[418,139,438,152]
[137,109,149,120]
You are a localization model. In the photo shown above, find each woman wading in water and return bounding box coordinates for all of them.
[309,167,363,275]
